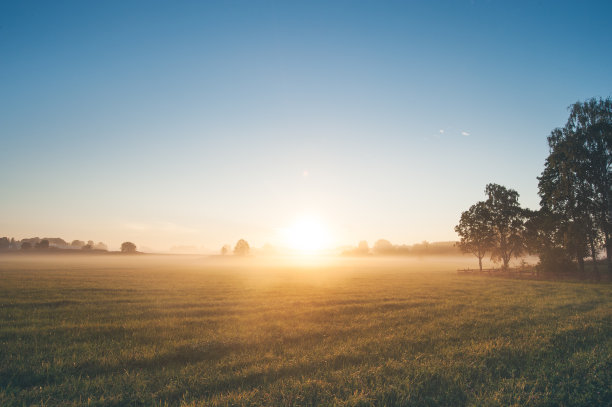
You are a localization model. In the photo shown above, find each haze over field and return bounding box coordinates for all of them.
[1,1,611,252]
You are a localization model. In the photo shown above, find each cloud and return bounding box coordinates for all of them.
[439,129,445,134]
[461,131,470,136]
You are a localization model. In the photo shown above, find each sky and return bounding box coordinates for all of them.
[1,1,611,252]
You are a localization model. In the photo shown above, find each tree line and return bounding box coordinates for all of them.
[456,97,611,274]
[0,237,141,254]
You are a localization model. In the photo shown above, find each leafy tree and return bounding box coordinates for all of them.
[94,242,108,251]
[524,208,575,273]
[455,201,494,272]
[233,239,250,256]
[121,241,137,253]
[373,239,394,255]
[538,98,612,272]
[0,237,9,250]
[484,184,526,270]
[356,240,369,255]
[71,240,85,248]
[220,244,231,255]
[35,240,50,249]
[21,242,32,250]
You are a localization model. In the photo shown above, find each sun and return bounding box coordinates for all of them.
[284,216,331,253]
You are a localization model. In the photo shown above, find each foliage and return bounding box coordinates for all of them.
[537,98,612,272]
[484,184,527,269]
[120,241,137,253]
[233,239,250,256]
[373,239,393,254]
[455,201,495,271]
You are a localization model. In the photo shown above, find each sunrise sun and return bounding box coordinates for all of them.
[284,216,332,253]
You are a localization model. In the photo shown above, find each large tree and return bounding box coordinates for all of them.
[538,98,612,272]
[121,241,137,253]
[484,183,526,270]
[233,239,250,256]
[455,201,494,271]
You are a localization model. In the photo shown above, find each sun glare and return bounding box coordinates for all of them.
[284,216,331,253]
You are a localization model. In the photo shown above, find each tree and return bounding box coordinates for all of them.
[373,239,394,255]
[538,98,612,272]
[71,240,85,248]
[35,239,50,250]
[0,237,9,250]
[356,240,369,255]
[455,201,495,272]
[484,184,526,270]
[21,242,32,250]
[233,239,250,256]
[94,242,108,251]
[121,242,137,253]
[220,244,231,255]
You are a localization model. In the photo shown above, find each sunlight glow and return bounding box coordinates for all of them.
[284,216,332,254]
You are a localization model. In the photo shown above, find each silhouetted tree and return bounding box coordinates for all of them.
[484,184,526,270]
[455,201,495,271]
[71,240,85,248]
[221,244,231,255]
[233,239,250,256]
[94,242,108,251]
[21,242,32,250]
[538,98,612,273]
[0,237,9,250]
[373,239,394,255]
[356,240,369,255]
[35,240,50,250]
[121,241,137,253]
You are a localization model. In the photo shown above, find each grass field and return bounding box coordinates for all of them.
[0,255,610,406]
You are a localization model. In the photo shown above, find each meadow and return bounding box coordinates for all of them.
[0,255,610,406]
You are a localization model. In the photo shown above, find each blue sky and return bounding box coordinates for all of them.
[1,1,611,251]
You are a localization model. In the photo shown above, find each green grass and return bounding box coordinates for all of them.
[0,255,610,406]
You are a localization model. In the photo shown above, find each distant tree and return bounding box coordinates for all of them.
[0,237,9,250]
[35,239,50,250]
[484,184,527,270]
[71,240,85,248]
[373,239,394,255]
[221,244,231,255]
[233,239,250,256]
[82,244,92,250]
[356,240,369,255]
[21,242,32,250]
[121,241,137,253]
[10,238,15,248]
[94,242,108,251]
[455,201,495,272]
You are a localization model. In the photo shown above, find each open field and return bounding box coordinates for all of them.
[0,255,610,406]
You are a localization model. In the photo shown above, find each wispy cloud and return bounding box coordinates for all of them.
[461,131,470,136]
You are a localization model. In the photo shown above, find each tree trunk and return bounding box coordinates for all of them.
[577,253,585,272]
[606,231,612,273]
[478,256,483,272]
[590,238,598,273]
